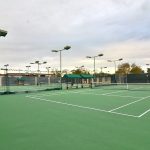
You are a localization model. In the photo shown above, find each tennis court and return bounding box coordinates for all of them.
[0,87,150,150]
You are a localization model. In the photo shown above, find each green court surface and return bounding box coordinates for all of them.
[0,88,150,150]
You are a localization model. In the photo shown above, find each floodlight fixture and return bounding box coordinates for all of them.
[52,50,58,52]
[86,56,92,58]
[107,60,112,62]
[76,65,84,69]
[0,29,7,37]
[98,54,104,57]
[35,61,39,63]
[26,65,31,74]
[64,45,71,50]
[26,65,31,67]
[4,64,9,67]
[118,58,123,61]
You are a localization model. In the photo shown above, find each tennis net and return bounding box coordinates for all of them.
[91,82,150,91]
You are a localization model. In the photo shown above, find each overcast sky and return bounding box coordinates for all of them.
[0,0,150,73]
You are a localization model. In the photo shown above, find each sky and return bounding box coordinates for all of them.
[0,0,150,73]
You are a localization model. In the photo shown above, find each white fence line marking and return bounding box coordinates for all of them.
[138,109,150,118]
[26,95,139,118]
[108,96,150,112]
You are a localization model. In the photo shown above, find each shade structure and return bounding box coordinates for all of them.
[80,74,93,79]
[63,74,81,79]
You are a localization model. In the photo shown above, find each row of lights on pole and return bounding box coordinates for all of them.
[86,53,123,74]
[51,46,71,89]
[26,65,51,74]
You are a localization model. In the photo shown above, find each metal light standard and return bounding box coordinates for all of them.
[100,66,107,73]
[0,30,8,93]
[107,58,123,82]
[86,54,104,81]
[146,64,150,83]
[30,61,47,85]
[26,65,31,74]
[51,45,71,89]
[46,67,51,75]
[107,58,123,73]
[46,67,51,85]
[146,64,150,72]
[75,65,84,72]
[4,64,9,93]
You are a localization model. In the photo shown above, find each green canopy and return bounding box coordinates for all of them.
[80,74,93,79]
[63,74,81,79]
[63,74,93,79]
[16,77,26,81]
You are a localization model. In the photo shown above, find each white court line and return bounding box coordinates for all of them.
[102,90,127,95]
[129,87,143,90]
[30,92,68,97]
[67,91,140,99]
[109,96,150,112]
[138,109,150,118]
[31,90,141,99]
[103,94,140,99]
[26,95,139,118]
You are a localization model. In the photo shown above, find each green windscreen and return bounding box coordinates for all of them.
[0,75,61,94]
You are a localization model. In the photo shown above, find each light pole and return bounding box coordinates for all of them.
[4,64,9,93]
[86,54,104,81]
[146,64,150,72]
[107,58,123,73]
[30,61,47,85]
[146,64,150,83]
[46,67,51,75]
[0,30,8,93]
[107,58,123,82]
[26,65,31,74]
[75,65,84,72]
[76,65,84,69]
[100,66,107,73]
[51,45,71,89]
[0,29,7,37]
[46,67,51,85]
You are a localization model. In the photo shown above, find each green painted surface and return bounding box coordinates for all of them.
[0,88,150,150]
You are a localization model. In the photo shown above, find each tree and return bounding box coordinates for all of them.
[130,63,143,74]
[116,63,130,75]
[71,68,90,74]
